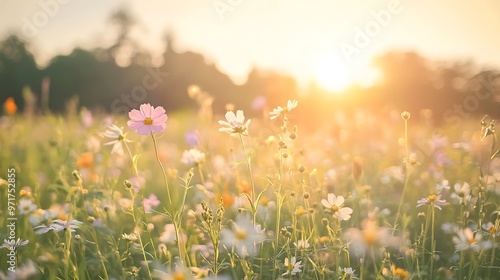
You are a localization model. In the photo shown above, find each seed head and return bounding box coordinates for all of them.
[401,111,411,120]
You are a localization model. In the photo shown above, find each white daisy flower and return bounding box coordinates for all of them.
[180,148,206,166]
[18,198,37,215]
[282,256,302,276]
[453,228,488,252]
[220,215,264,257]
[294,239,310,250]
[321,193,353,221]
[270,99,298,120]
[102,124,130,155]
[218,110,251,135]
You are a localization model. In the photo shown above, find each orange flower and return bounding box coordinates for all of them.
[215,192,235,209]
[3,97,17,115]
[76,152,94,169]
[295,207,308,217]
[392,265,410,279]
[237,180,252,196]
[383,265,410,279]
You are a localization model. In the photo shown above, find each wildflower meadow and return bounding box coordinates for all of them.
[1,90,499,280]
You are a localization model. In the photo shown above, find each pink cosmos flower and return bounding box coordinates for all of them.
[127,103,167,135]
[143,194,161,213]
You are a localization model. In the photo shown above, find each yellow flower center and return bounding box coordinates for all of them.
[23,206,30,211]
[363,229,378,246]
[331,205,339,212]
[235,229,247,240]
[427,195,437,201]
[173,272,186,280]
[144,117,153,125]
[288,264,294,271]
[468,237,477,245]
[233,127,246,134]
[296,208,307,216]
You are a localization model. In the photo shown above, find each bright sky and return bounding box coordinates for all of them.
[2,0,500,89]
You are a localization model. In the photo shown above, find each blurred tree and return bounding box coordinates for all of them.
[0,35,42,110]
[242,68,298,110]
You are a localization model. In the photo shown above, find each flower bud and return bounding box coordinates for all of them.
[124,180,132,189]
[401,111,411,120]
[298,165,305,173]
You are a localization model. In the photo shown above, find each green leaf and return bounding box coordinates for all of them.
[254,184,269,211]
[241,192,255,213]
[132,153,141,171]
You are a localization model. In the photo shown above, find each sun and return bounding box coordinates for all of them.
[313,53,381,93]
[314,53,352,92]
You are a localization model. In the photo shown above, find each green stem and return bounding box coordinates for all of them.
[273,149,284,280]
[91,227,109,279]
[239,134,257,223]
[150,133,173,214]
[128,189,153,279]
[394,118,410,230]
[488,244,496,279]
[430,205,435,279]
[370,247,378,277]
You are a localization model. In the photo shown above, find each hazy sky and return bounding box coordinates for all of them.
[2,0,500,88]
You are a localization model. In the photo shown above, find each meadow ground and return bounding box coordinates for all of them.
[0,98,499,279]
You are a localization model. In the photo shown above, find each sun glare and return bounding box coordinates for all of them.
[314,53,352,92]
[314,53,381,93]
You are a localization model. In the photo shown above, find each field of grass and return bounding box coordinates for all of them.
[0,97,499,279]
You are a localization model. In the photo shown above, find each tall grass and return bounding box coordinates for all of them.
[0,98,499,279]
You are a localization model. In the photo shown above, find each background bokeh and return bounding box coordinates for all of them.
[1,1,500,126]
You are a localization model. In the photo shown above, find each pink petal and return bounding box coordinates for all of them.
[140,103,152,117]
[136,125,151,135]
[151,106,166,119]
[129,109,144,121]
[128,120,144,130]
[153,114,167,124]
[150,124,165,133]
